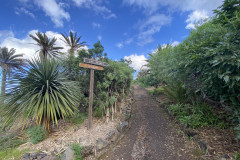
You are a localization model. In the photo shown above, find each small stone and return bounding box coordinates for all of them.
[223,154,230,159]
[96,138,109,151]
[23,153,30,160]
[199,141,207,152]
[51,149,58,156]
[57,140,62,144]
[184,129,198,137]
[117,121,128,133]
[81,146,94,158]
[38,153,47,159]
[61,147,75,160]
[31,153,38,159]
[106,130,115,141]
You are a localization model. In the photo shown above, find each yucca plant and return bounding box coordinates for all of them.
[1,58,80,132]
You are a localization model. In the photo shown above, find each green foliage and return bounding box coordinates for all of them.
[29,32,63,59]
[27,126,48,144]
[1,58,80,131]
[148,87,164,96]
[67,112,87,125]
[0,148,29,160]
[88,41,105,59]
[0,133,26,151]
[94,59,134,116]
[168,103,226,129]
[0,47,25,100]
[137,0,240,138]
[71,143,83,160]
[163,83,190,104]
[234,153,240,160]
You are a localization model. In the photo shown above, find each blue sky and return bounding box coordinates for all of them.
[0,0,223,71]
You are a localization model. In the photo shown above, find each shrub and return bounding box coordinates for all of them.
[27,126,48,144]
[163,82,189,104]
[148,87,164,96]
[2,59,80,132]
[168,103,227,129]
[71,143,83,160]
[0,133,26,151]
[67,112,87,125]
[0,148,29,160]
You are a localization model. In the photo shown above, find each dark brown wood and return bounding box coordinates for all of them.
[88,69,94,130]
[79,63,104,70]
[84,58,109,67]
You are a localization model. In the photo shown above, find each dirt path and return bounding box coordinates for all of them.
[101,85,192,160]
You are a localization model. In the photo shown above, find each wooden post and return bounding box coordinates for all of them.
[79,59,109,130]
[88,69,94,130]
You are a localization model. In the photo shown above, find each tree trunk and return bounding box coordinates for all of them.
[114,102,117,114]
[106,108,109,123]
[1,69,7,104]
[111,105,114,121]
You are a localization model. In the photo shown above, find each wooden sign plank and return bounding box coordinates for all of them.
[84,58,109,67]
[79,63,104,70]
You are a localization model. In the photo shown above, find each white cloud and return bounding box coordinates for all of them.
[15,7,35,18]
[137,14,171,46]
[0,30,14,42]
[116,38,133,48]
[185,10,209,29]
[33,0,70,27]
[116,43,123,48]
[97,35,102,41]
[123,0,222,15]
[125,38,133,45]
[171,41,180,47]
[123,0,223,29]
[92,22,101,29]
[0,30,70,60]
[117,14,171,47]
[124,54,148,71]
[72,0,116,19]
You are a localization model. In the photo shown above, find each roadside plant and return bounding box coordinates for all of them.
[1,58,80,132]
[27,126,48,144]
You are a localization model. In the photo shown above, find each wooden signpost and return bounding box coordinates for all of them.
[79,58,109,130]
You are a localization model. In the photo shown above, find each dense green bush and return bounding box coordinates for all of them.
[0,133,26,150]
[148,87,164,96]
[136,0,240,138]
[67,113,87,125]
[71,143,83,160]
[27,126,48,144]
[168,103,226,129]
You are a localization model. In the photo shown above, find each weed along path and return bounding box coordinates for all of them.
[101,85,192,160]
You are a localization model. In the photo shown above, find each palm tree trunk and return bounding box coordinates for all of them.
[1,69,7,104]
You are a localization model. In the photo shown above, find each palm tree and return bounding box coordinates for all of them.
[1,58,80,132]
[29,32,63,59]
[0,47,25,101]
[61,31,86,54]
[61,31,87,80]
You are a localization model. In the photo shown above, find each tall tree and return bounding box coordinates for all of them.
[60,31,86,55]
[0,47,25,101]
[29,32,63,59]
[60,31,87,80]
[89,41,105,59]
